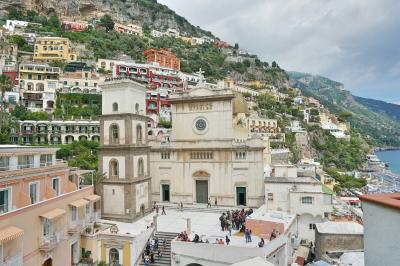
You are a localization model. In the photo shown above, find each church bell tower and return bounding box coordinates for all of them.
[98,79,152,222]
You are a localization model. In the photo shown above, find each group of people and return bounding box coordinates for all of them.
[213,235,230,245]
[219,208,254,236]
[176,231,232,246]
[142,236,166,265]
[153,202,166,215]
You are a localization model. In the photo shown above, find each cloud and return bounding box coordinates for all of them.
[158,0,400,103]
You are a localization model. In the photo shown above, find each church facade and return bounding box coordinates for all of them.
[149,87,266,207]
[98,80,152,222]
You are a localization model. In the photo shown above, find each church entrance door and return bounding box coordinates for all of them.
[196,180,208,203]
[236,187,246,206]
[162,184,170,202]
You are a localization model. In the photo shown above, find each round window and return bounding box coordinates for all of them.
[195,118,207,131]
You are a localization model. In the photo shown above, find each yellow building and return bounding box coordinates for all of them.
[34,37,78,62]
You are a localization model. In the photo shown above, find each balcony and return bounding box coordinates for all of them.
[39,230,66,251]
[2,252,23,266]
[89,210,101,223]
[68,220,86,234]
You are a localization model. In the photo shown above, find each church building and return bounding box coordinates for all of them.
[149,86,266,207]
[98,79,152,222]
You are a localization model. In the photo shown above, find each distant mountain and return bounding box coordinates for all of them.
[288,71,400,147]
[354,96,400,123]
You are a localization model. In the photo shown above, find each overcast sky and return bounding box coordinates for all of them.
[158,0,400,103]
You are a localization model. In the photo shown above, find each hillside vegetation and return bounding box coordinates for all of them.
[289,71,400,147]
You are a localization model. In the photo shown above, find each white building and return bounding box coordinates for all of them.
[59,70,103,94]
[12,120,100,145]
[151,29,164,38]
[3,20,30,32]
[149,86,266,207]
[18,62,60,112]
[265,164,333,241]
[165,28,180,38]
[359,193,400,266]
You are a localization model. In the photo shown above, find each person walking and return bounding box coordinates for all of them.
[214,197,218,207]
[226,235,231,245]
[180,202,183,212]
[227,219,232,236]
[249,229,252,242]
[207,197,211,208]
[161,205,166,215]
[156,205,159,215]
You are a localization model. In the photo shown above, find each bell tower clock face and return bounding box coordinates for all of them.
[193,117,208,134]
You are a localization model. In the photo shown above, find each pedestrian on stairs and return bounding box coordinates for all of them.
[180,202,183,212]
[215,197,218,207]
[161,205,166,215]
[158,249,162,258]
[156,205,159,215]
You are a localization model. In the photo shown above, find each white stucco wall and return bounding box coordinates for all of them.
[103,185,125,215]
[135,182,149,213]
[170,98,234,141]
[101,82,146,115]
[363,201,400,266]
[265,182,332,217]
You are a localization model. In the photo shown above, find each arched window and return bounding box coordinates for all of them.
[109,248,119,265]
[136,124,142,144]
[109,159,119,178]
[135,103,139,114]
[110,124,119,144]
[138,158,144,177]
[112,102,118,112]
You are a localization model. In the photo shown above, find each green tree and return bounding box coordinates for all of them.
[8,35,32,52]
[100,15,115,32]
[0,75,13,102]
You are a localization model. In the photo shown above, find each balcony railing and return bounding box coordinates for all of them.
[39,230,66,251]
[90,210,101,223]
[68,219,86,234]
[2,251,23,266]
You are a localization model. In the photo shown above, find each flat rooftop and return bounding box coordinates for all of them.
[156,209,263,247]
[265,176,320,184]
[247,207,295,231]
[359,193,400,211]
[315,221,363,235]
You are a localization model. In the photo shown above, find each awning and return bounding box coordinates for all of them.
[0,226,24,244]
[69,199,89,208]
[40,208,66,220]
[85,194,101,202]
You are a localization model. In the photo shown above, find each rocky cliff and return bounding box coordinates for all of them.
[4,0,212,37]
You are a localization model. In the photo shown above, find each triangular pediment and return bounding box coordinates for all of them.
[187,87,215,97]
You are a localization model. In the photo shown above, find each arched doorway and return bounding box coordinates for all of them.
[42,258,52,266]
[193,170,210,204]
[109,248,119,266]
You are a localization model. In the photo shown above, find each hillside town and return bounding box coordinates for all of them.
[0,4,398,266]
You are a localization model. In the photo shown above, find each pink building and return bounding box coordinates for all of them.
[0,145,101,266]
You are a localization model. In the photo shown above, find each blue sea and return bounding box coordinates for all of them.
[376,150,400,174]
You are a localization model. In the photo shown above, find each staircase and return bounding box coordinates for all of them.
[139,231,177,266]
